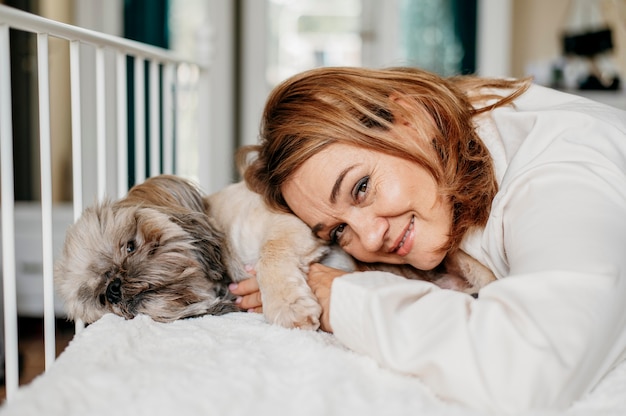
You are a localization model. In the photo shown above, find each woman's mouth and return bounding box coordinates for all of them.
[391,216,415,257]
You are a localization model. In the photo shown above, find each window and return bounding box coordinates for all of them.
[241,0,477,146]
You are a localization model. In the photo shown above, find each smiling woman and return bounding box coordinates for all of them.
[282,143,452,271]
[246,67,506,254]
[234,66,626,413]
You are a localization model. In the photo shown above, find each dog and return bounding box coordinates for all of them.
[54,175,238,324]
[55,175,495,330]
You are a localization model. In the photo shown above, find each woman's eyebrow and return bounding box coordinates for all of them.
[330,165,356,203]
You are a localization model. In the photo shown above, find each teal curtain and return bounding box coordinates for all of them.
[123,0,169,187]
[400,0,476,76]
[124,0,169,47]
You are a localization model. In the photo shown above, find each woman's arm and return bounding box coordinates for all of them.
[327,163,626,413]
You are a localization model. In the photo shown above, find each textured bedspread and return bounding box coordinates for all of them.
[0,312,624,416]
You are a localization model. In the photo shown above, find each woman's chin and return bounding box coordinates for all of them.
[407,251,447,271]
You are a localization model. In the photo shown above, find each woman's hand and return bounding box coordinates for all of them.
[229,266,263,313]
[307,263,347,333]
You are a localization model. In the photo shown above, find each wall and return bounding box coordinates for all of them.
[511,0,626,85]
[39,0,72,202]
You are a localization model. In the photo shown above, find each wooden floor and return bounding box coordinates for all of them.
[0,317,75,402]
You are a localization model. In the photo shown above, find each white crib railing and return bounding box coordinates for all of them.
[0,5,209,401]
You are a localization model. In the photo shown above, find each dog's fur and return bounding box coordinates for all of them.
[55,176,238,323]
[55,175,495,329]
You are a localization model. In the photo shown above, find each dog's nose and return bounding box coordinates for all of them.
[106,278,123,304]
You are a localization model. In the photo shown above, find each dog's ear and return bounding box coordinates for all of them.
[124,175,206,212]
[170,211,232,283]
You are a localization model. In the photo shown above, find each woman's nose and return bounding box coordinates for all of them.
[350,214,388,253]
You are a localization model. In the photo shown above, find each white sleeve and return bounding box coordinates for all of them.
[329,162,626,413]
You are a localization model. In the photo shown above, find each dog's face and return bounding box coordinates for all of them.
[55,176,237,323]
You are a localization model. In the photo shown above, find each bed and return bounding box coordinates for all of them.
[0,5,625,416]
[1,312,625,416]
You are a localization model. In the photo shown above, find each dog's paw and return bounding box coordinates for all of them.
[262,290,322,331]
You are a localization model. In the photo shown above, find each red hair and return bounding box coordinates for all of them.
[240,66,530,254]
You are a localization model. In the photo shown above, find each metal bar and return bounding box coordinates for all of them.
[162,63,175,174]
[96,46,107,199]
[196,62,211,189]
[116,51,128,197]
[69,40,85,334]
[0,22,20,401]
[173,66,181,175]
[134,56,146,184]
[70,40,83,220]
[149,59,160,177]
[0,5,199,68]
[37,32,57,371]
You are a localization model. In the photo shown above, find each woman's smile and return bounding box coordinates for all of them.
[391,216,415,256]
[282,142,453,271]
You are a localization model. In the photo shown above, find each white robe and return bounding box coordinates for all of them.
[329,85,626,413]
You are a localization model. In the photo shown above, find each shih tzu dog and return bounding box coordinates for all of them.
[55,175,335,327]
[55,175,495,330]
[55,175,238,324]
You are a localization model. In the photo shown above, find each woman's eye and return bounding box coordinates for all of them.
[353,176,369,201]
[126,240,136,253]
[330,224,346,244]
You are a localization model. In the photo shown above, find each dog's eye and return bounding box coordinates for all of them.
[126,240,136,253]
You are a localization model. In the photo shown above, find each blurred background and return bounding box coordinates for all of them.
[3,0,625,197]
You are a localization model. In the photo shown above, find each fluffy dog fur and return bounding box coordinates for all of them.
[55,175,495,329]
[55,176,238,323]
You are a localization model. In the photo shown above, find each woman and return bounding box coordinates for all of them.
[230,67,626,413]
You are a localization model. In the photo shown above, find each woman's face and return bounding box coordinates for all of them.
[282,142,453,271]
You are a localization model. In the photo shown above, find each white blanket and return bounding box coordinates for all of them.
[1,313,624,416]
